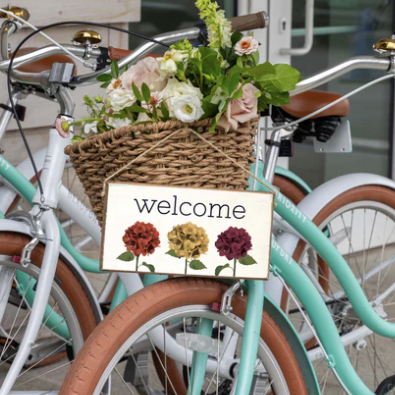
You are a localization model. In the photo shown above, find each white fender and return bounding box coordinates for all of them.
[0,218,103,324]
[266,173,395,305]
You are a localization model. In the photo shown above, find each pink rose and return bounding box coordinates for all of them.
[218,83,259,132]
[120,57,167,93]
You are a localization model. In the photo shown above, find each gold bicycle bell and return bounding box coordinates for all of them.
[0,5,30,21]
[373,37,395,55]
[72,30,102,45]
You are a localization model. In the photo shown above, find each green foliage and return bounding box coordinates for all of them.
[166,249,179,258]
[189,260,207,270]
[141,262,155,273]
[117,252,135,261]
[239,255,257,265]
[215,263,231,276]
[111,60,119,79]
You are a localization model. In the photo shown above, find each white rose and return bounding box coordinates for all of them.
[162,78,203,116]
[83,121,98,134]
[107,117,131,129]
[159,58,177,76]
[107,88,136,112]
[173,95,204,123]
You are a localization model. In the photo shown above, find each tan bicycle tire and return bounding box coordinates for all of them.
[59,278,308,395]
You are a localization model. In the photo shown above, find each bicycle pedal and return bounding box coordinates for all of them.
[123,351,149,387]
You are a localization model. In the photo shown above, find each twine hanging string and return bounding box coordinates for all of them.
[101,127,277,197]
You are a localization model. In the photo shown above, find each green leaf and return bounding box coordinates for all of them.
[151,105,158,122]
[272,64,301,92]
[126,106,148,113]
[239,255,257,266]
[189,260,207,270]
[117,251,135,262]
[244,62,276,78]
[231,31,244,46]
[199,47,221,80]
[132,83,144,102]
[97,73,113,82]
[72,135,84,143]
[257,64,301,93]
[269,92,290,106]
[141,262,155,273]
[202,100,219,118]
[251,50,260,66]
[111,60,119,78]
[221,73,240,97]
[232,85,243,100]
[215,263,231,276]
[166,249,179,258]
[141,83,151,104]
[160,102,170,121]
[100,82,110,89]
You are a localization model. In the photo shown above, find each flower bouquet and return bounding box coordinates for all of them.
[64,0,300,224]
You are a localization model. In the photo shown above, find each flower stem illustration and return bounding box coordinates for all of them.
[215,227,256,277]
[166,222,209,275]
[117,222,160,273]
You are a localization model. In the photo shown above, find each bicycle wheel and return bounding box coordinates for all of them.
[0,231,99,391]
[283,185,395,393]
[60,278,308,395]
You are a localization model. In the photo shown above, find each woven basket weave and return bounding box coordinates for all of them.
[64,117,259,224]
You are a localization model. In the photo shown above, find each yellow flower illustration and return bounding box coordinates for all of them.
[168,222,209,259]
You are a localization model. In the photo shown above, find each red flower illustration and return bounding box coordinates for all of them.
[215,227,252,261]
[123,222,160,256]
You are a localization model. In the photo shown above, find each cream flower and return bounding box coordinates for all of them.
[106,78,122,94]
[107,88,136,112]
[162,78,203,117]
[235,36,259,56]
[141,91,163,112]
[158,49,189,77]
[107,117,131,129]
[218,83,259,132]
[173,95,204,123]
[83,121,98,134]
[120,57,166,92]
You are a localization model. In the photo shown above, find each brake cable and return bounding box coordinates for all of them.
[6,20,171,202]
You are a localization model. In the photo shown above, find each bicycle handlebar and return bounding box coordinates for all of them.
[289,56,391,96]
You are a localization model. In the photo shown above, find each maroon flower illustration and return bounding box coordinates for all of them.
[215,227,255,277]
[215,227,252,260]
[117,222,160,272]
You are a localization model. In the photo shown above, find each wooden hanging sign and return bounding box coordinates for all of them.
[101,183,274,280]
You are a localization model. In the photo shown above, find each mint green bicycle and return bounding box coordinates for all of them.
[59,38,395,395]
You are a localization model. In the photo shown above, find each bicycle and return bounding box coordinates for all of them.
[0,8,280,394]
[58,37,395,395]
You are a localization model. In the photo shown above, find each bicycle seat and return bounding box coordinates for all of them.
[10,47,77,74]
[281,90,350,119]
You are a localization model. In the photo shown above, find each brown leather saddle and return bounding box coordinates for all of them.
[278,91,350,143]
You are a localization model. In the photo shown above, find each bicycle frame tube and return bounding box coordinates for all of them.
[246,175,395,394]
[0,154,102,273]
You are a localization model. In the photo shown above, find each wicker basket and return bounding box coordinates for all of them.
[64,117,259,224]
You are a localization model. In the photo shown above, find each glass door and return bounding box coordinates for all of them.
[289,0,393,189]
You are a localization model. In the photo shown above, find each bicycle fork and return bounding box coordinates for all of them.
[0,88,74,392]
